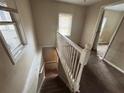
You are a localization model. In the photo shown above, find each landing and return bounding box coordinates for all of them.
[42,47,58,78]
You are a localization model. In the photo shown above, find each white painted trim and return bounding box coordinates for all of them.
[90,7,105,49]
[39,45,55,48]
[103,59,124,74]
[45,61,58,64]
[102,14,124,59]
[39,64,45,74]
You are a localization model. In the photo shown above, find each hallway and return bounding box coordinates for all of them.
[80,52,124,93]
[40,48,124,93]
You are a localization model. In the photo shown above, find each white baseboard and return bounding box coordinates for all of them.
[103,59,124,74]
[39,45,56,48]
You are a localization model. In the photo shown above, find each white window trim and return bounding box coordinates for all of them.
[58,13,73,36]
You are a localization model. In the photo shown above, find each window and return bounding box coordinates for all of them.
[58,13,73,36]
[0,4,26,64]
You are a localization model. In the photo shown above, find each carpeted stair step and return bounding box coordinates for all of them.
[40,76,71,93]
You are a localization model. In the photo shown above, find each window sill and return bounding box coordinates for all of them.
[12,45,26,65]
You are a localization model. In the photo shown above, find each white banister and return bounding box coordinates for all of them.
[57,32,91,93]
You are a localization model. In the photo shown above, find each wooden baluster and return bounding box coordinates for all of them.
[66,43,69,67]
[65,41,70,73]
[73,53,80,79]
[70,47,75,74]
[70,47,76,74]
[66,45,70,72]
[74,48,91,92]
[72,51,79,79]
[62,40,66,67]
[68,45,72,67]
[68,45,73,73]
[64,42,67,60]
[75,63,81,80]
[63,41,66,59]
[71,50,77,77]
[66,43,71,73]
[64,42,67,67]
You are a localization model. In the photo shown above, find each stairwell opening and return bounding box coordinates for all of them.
[40,47,71,93]
[42,47,59,78]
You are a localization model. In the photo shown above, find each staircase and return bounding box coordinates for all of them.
[39,33,91,93]
[56,32,91,92]
[40,47,71,93]
[38,32,124,93]
[40,76,71,93]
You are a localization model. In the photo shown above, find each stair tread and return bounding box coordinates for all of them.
[41,88,70,93]
[40,76,71,93]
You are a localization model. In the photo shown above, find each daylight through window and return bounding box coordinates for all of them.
[0,6,25,64]
[58,13,73,36]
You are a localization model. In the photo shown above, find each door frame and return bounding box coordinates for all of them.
[92,0,124,60]
[102,15,124,59]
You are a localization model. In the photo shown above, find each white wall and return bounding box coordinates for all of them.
[30,0,86,47]
[0,0,40,93]
[105,16,124,71]
[99,10,123,44]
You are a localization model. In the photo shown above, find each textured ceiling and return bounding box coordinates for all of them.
[56,0,102,5]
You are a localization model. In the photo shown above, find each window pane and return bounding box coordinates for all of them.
[0,10,12,22]
[59,13,72,36]
[0,24,21,52]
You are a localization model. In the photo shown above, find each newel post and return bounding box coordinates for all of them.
[74,44,91,93]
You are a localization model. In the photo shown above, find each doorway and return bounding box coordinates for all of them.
[96,4,124,59]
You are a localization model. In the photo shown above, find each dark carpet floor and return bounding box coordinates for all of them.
[80,52,124,93]
[40,52,124,93]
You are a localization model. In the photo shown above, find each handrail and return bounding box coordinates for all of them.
[57,32,83,53]
[57,32,91,93]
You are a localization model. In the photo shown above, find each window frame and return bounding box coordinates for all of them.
[0,5,27,65]
[58,13,73,36]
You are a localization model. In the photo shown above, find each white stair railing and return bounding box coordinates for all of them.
[57,32,91,93]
